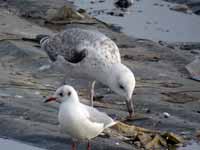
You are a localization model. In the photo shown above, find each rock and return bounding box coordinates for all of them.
[143,108,151,113]
[46,5,84,21]
[196,130,200,141]
[162,92,198,104]
[38,65,51,71]
[186,57,200,81]
[180,43,200,50]
[77,8,86,14]
[115,0,134,8]
[170,4,192,14]
[164,0,200,15]
[109,24,122,32]
[107,11,124,17]
[163,112,170,118]
[190,50,200,54]
[14,95,23,99]
[99,0,105,3]
[162,132,184,144]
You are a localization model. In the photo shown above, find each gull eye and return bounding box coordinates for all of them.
[67,91,71,96]
[59,92,63,97]
[119,84,124,90]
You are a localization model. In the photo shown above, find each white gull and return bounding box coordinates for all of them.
[45,85,117,150]
[40,28,135,117]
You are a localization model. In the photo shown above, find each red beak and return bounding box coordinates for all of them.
[44,97,57,103]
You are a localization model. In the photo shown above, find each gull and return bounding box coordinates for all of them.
[40,28,136,118]
[44,85,117,150]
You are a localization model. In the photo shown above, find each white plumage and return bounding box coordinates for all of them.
[45,85,116,149]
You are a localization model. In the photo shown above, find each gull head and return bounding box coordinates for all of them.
[44,85,79,103]
[109,63,136,116]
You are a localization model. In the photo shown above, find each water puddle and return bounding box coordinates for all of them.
[0,138,46,150]
[73,0,200,42]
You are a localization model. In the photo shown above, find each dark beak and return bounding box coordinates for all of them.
[126,99,134,118]
[44,97,57,103]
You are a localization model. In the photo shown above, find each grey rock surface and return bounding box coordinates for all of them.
[0,1,200,150]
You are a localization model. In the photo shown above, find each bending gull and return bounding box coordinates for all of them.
[44,85,117,150]
[40,28,136,117]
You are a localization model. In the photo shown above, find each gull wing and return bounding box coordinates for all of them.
[40,31,88,63]
[81,104,117,129]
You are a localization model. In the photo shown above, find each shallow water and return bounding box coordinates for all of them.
[0,138,45,150]
[73,0,200,42]
[178,141,200,150]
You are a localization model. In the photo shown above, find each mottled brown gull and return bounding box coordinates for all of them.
[40,28,135,117]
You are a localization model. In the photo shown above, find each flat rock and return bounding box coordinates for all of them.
[0,1,200,150]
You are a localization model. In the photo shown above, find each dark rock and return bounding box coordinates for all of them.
[179,43,200,50]
[107,11,124,17]
[115,0,133,8]
[170,4,192,14]
[153,3,159,6]
[99,0,105,3]
[77,8,86,14]
[190,50,200,54]
[109,24,122,32]
[144,108,151,113]
[163,0,200,15]
[137,10,143,13]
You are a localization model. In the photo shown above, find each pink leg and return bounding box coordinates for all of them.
[87,141,91,150]
[90,81,96,107]
[72,142,76,150]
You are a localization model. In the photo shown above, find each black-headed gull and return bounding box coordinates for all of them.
[40,28,135,118]
[45,85,117,150]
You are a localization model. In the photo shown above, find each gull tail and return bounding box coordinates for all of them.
[21,34,49,44]
[104,113,118,129]
[36,34,49,45]
[104,120,118,129]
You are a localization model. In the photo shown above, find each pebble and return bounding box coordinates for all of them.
[34,91,40,95]
[144,108,151,113]
[107,11,124,17]
[0,93,11,98]
[15,95,23,98]
[38,65,51,71]
[115,0,133,8]
[134,141,141,148]
[163,112,170,118]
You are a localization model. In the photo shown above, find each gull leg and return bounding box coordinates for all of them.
[60,74,68,86]
[90,81,96,107]
[61,75,66,85]
[72,142,76,150]
[87,141,91,150]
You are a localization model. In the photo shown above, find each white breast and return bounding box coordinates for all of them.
[58,102,104,140]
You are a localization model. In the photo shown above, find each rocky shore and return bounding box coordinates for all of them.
[0,0,200,150]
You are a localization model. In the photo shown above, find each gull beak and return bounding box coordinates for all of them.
[44,97,57,103]
[125,98,134,118]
